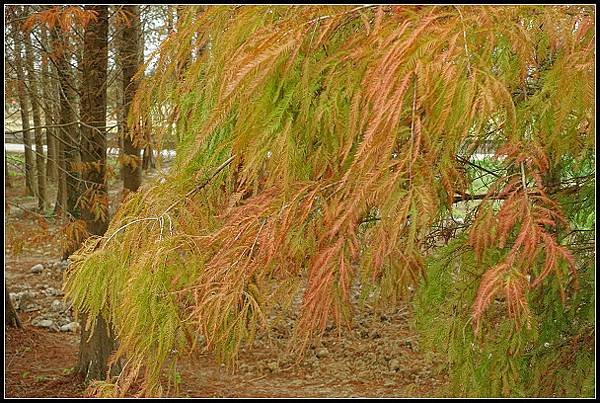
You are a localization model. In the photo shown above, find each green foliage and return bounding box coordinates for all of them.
[414,235,594,397]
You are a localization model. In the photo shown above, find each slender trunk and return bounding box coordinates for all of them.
[120,5,142,193]
[11,16,37,196]
[5,148,12,188]
[50,26,76,217]
[142,144,156,171]
[140,8,155,172]
[75,6,120,382]
[24,27,48,211]
[41,23,58,183]
[5,285,21,328]
[114,18,125,183]
[141,118,155,172]
[55,146,67,216]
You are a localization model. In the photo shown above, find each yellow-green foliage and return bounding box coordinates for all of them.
[65,5,594,396]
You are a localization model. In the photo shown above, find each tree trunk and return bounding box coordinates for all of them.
[54,123,68,216]
[40,23,58,183]
[120,5,142,193]
[5,285,21,328]
[5,148,12,188]
[113,11,125,183]
[11,14,37,197]
[51,26,79,218]
[80,4,109,237]
[24,27,48,211]
[76,313,118,383]
[74,5,120,383]
[140,10,155,173]
[142,144,156,171]
[54,117,68,215]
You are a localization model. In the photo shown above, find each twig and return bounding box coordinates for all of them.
[6,143,106,187]
[101,155,236,247]
[456,155,501,178]
[244,373,269,383]
[408,72,418,180]
[163,155,236,215]
[520,161,529,204]
[6,201,48,219]
[5,122,118,136]
[104,217,161,245]
[454,5,472,75]
[303,5,377,27]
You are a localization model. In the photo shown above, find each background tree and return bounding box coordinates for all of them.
[18,6,96,222]
[39,21,59,183]
[5,148,12,188]
[23,22,48,211]
[50,23,78,218]
[9,7,37,197]
[119,5,142,194]
[73,5,118,383]
[7,5,175,213]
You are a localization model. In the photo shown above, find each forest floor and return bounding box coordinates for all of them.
[5,170,449,398]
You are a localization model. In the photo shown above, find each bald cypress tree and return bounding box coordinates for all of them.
[120,5,142,194]
[23,25,48,211]
[74,5,118,383]
[10,8,37,197]
[65,6,595,397]
[40,21,59,184]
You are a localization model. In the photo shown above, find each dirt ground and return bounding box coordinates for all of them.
[5,173,449,398]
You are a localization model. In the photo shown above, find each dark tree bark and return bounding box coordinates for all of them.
[24,26,48,211]
[74,5,120,383]
[5,285,21,328]
[11,13,37,196]
[79,5,109,236]
[76,313,118,382]
[120,5,142,193]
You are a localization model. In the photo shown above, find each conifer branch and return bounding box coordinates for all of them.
[162,155,235,215]
[61,5,594,396]
[454,5,472,75]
